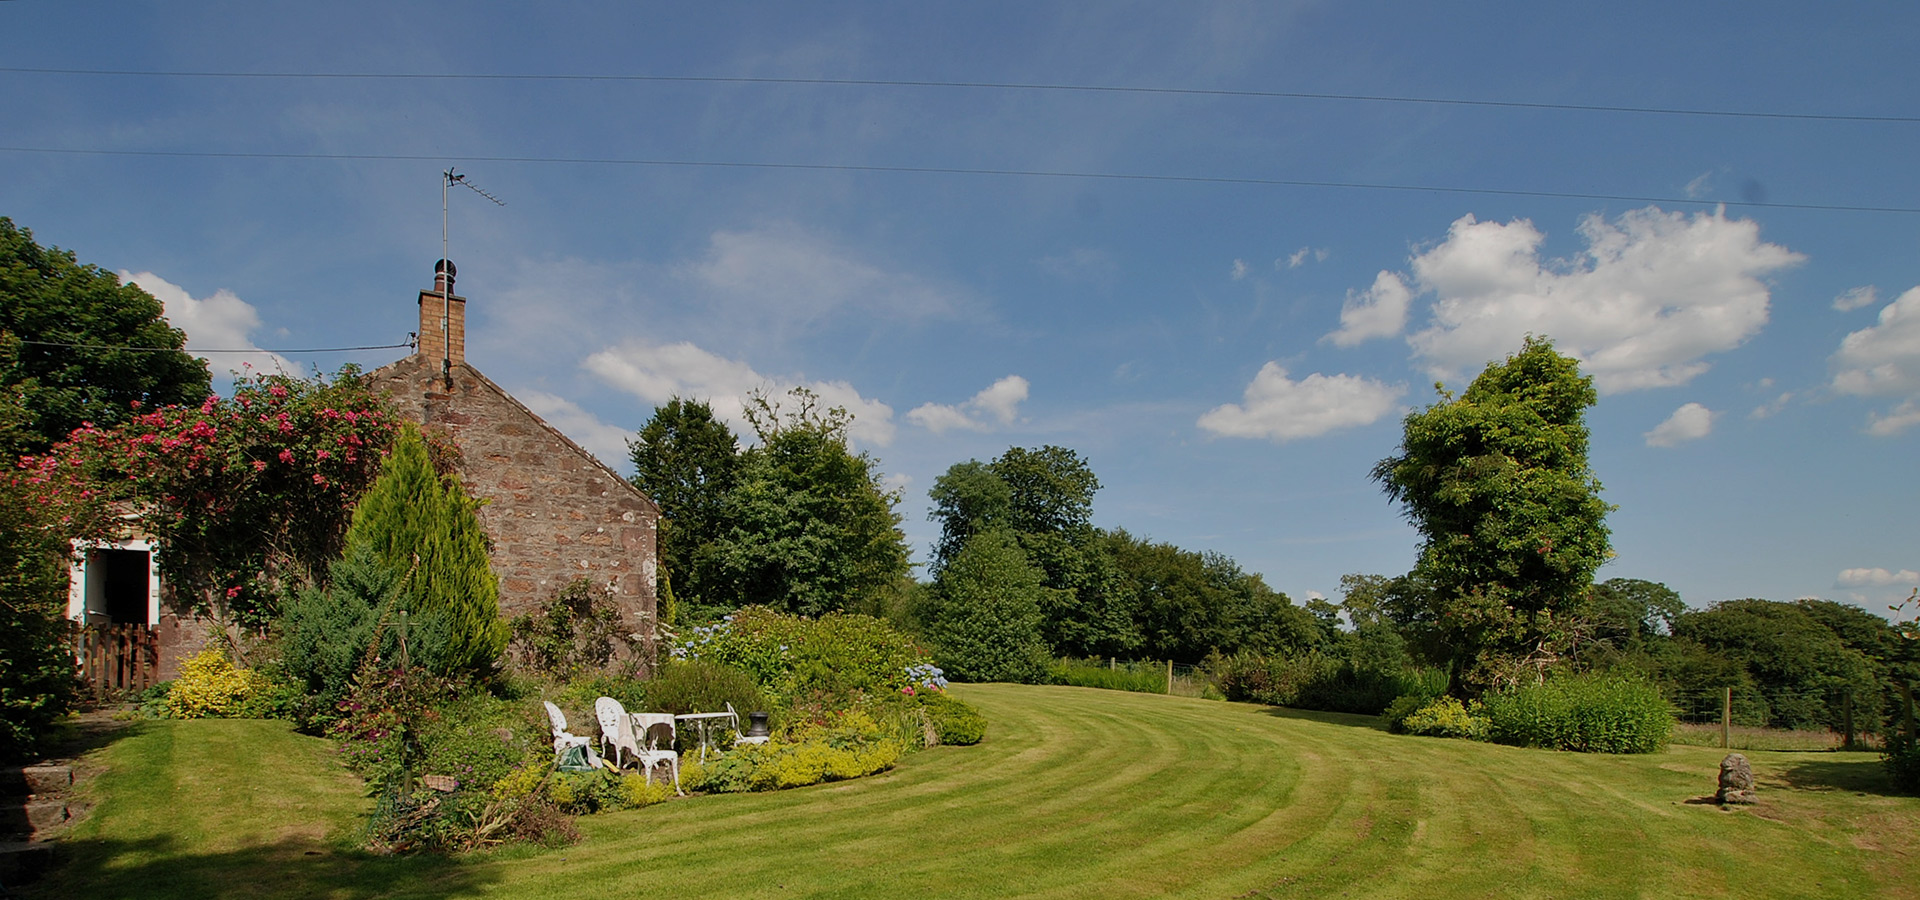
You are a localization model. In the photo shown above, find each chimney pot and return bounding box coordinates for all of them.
[418,259,466,367]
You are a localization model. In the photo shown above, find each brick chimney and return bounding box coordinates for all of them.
[416,259,465,368]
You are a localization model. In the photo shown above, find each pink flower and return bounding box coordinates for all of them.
[252,460,267,472]
[268,385,290,399]
[225,586,243,599]
[278,449,295,464]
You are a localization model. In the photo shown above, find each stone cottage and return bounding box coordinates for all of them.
[366,260,661,673]
[68,261,661,683]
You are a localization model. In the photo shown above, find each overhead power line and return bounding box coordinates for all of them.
[2,144,1914,214]
[18,338,415,354]
[1,66,1912,124]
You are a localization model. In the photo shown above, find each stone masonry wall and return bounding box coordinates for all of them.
[368,355,660,674]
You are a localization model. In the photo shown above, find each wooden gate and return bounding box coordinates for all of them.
[72,622,160,696]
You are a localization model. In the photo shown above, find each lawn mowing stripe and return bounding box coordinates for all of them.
[39,685,1920,900]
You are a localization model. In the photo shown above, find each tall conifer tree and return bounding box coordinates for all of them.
[345,424,506,674]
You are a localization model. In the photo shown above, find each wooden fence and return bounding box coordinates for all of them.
[72,621,160,696]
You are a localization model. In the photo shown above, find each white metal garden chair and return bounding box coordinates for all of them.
[594,696,643,769]
[630,712,685,795]
[543,701,600,769]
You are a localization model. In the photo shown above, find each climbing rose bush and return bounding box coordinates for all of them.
[16,367,400,626]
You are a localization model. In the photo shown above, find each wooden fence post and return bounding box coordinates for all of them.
[1844,689,1856,751]
[1721,686,1732,750]
[1166,660,1173,695]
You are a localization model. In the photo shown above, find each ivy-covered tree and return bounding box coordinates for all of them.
[0,217,210,454]
[707,388,911,618]
[628,397,739,621]
[1371,336,1613,691]
[923,528,1050,683]
[344,423,506,675]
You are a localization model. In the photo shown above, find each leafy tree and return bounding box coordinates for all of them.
[1371,336,1613,691]
[0,217,210,454]
[923,529,1050,683]
[927,459,1011,572]
[628,397,740,620]
[928,445,1130,656]
[708,388,910,617]
[1671,598,1880,730]
[1100,529,1313,664]
[344,423,506,675]
[0,386,75,760]
[22,367,397,628]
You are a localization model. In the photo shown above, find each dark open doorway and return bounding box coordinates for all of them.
[84,548,152,625]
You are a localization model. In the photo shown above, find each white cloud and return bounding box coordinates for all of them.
[1397,207,1802,393]
[1231,259,1250,280]
[1644,402,1715,447]
[125,271,294,374]
[1749,392,1793,419]
[1836,567,1920,588]
[1830,285,1920,433]
[679,223,958,324]
[1282,247,1329,270]
[1037,247,1117,287]
[516,389,634,469]
[1683,171,1716,199]
[1834,285,1879,312]
[1198,364,1405,442]
[1866,400,1920,437]
[583,340,897,447]
[906,375,1030,434]
[1324,270,1412,348]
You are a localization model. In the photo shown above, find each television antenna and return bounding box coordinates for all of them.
[438,168,504,386]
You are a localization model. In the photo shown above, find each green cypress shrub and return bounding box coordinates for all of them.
[344,424,506,675]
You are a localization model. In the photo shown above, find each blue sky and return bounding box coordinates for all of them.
[4,2,1917,617]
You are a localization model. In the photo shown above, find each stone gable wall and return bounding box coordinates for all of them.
[368,355,660,674]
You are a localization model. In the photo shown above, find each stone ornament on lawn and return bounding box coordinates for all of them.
[1717,753,1756,805]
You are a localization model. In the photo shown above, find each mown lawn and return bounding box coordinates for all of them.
[31,684,1920,899]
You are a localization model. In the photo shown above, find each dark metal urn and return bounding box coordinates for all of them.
[746,711,771,739]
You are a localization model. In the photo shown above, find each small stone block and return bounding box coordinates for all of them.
[22,800,68,831]
[422,775,459,793]
[22,766,71,795]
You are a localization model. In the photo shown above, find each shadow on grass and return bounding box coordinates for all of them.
[29,712,150,764]
[1255,706,1391,732]
[1774,757,1910,797]
[23,833,501,900]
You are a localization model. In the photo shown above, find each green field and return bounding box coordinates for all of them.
[34,684,1920,899]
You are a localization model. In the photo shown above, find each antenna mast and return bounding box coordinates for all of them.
[439,167,504,388]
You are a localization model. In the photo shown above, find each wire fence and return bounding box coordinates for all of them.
[1660,685,1908,751]
[1048,657,1216,698]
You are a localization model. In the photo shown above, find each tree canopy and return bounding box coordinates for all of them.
[0,217,210,454]
[705,388,912,618]
[628,397,739,620]
[923,528,1050,683]
[1371,337,1613,689]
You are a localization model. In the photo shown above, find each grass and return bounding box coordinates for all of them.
[31,684,1920,899]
